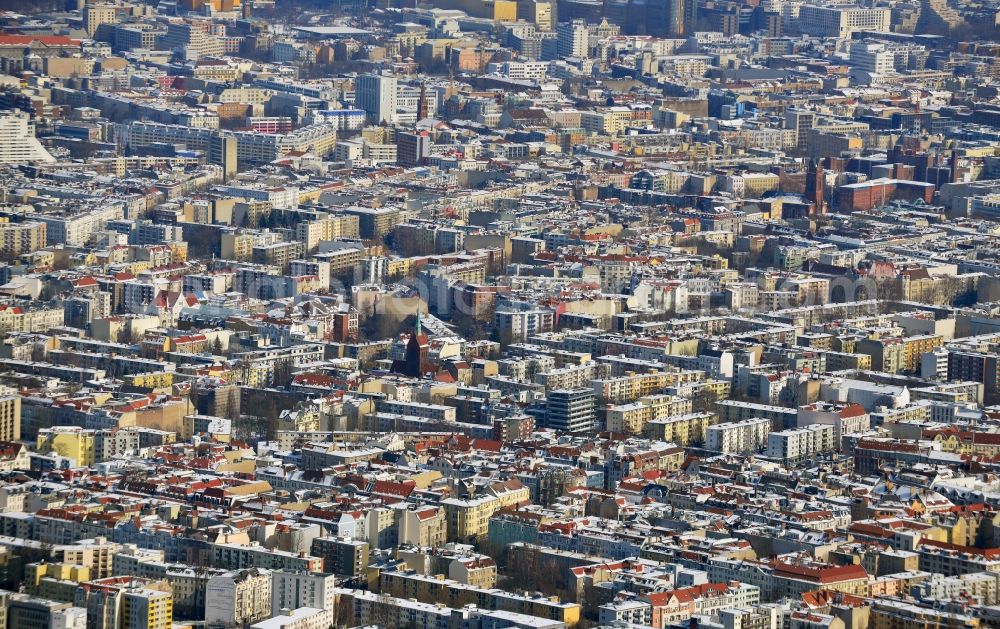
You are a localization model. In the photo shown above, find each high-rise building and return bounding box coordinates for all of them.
[162,20,225,60]
[212,133,238,180]
[0,112,55,164]
[83,2,118,36]
[179,0,243,11]
[645,0,687,36]
[699,3,740,35]
[310,537,370,578]
[271,572,337,616]
[396,130,431,167]
[785,108,816,155]
[706,417,771,453]
[356,74,398,125]
[948,350,1000,407]
[0,220,47,259]
[545,388,596,433]
[849,42,898,75]
[0,396,20,442]
[494,306,555,341]
[556,19,589,59]
[343,206,404,240]
[518,0,554,29]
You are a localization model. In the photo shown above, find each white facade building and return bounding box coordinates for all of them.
[271,571,337,616]
[0,111,55,164]
[765,424,836,463]
[356,73,397,125]
[205,568,274,627]
[706,417,771,453]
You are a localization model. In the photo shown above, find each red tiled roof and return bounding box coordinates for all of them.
[772,562,868,584]
[919,538,1000,558]
[0,35,79,46]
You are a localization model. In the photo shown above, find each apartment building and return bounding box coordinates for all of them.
[376,570,581,626]
[797,402,870,450]
[378,400,456,422]
[270,571,336,616]
[642,412,715,446]
[295,215,361,252]
[917,539,1000,576]
[706,417,771,454]
[205,569,273,626]
[606,394,694,434]
[0,111,55,164]
[0,303,64,333]
[211,543,322,573]
[869,598,979,629]
[122,587,173,629]
[0,220,46,258]
[441,495,501,541]
[310,537,369,578]
[716,400,797,429]
[536,361,610,391]
[594,369,702,402]
[913,572,1000,606]
[250,607,333,629]
[765,424,836,464]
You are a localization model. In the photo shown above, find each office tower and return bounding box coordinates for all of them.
[797,5,890,38]
[179,0,243,11]
[163,20,225,60]
[683,0,698,33]
[546,388,596,433]
[83,2,117,36]
[356,73,398,125]
[699,2,739,35]
[646,0,686,36]
[556,19,588,59]
[210,133,238,180]
[785,108,815,155]
[396,131,431,167]
[518,0,554,29]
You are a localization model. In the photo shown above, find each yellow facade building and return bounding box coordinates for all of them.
[122,586,174,629]
[37,427,96,467]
